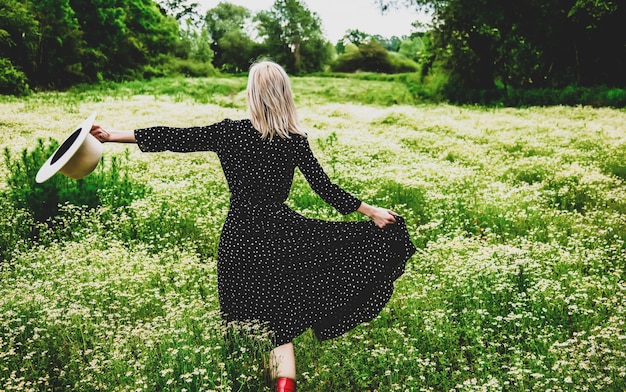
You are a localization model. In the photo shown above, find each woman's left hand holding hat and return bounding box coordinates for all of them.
[90,124,136,144]
[90,124,111,143]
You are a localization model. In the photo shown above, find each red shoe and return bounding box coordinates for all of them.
[275,377,296,392]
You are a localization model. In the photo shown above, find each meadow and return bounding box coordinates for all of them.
[0,75,625,391]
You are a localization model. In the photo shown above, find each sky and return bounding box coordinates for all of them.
[196,0,430,43]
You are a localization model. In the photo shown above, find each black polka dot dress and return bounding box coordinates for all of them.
[135,119,416,346]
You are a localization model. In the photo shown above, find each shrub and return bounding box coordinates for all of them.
[388,52,420,73]
[1,139,149,258]
[0,58,29,96]
[162,58,217,78]
[331,41,418,74]
[606,87,626,107]
[3,139,146,222]
[398,71,447,102]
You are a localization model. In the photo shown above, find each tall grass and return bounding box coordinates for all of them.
[0,76,625,391]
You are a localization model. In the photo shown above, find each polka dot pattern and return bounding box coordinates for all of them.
[135,119,416,346]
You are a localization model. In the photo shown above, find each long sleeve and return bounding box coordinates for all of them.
[134,119,231,153]
[295,137,361,215]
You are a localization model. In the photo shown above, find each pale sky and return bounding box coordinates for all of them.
[197,0,430,43]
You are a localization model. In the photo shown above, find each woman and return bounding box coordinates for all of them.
[90,60,416,392]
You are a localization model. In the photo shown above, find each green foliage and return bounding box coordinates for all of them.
[315,132,339,176]
[3,139,142,221]
[156,0,200,22]
[499,85,626,108]
[0,0,183,90]
[292,75,416,106]
[332,40,389,73]
[372,34,403,52]
[162,57,217,78]
[205,2,259,72]
[339,29,371,48]
[405,78,626,107]
[606,88,626,107]
[398,34,427,62]
[384,0,626,101]
[332,41,419,74]
[216,29,264,73]
[255,0,331,74]
[2,0,624,97]
[0,58,29,96]
[0,0,39,75]
[29,0,84,88]
[388,52,421,73]
[117,0,180,72]
[0,239,275,390]
[0,196,33,263]
[188,27,214,63]
[542,173,598,214]
[1,139,148,261]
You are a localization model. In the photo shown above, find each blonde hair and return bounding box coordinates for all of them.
[247,60,307,139]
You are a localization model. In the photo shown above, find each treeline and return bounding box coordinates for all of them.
[0,0,182,93]
[380,0,626,101]
[2,0,625,106]
[0,0,419,96]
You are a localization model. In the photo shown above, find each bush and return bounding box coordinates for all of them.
[331,41,418,74]
[398,71,447,102]
[3,139,147,222]
[162,58,217,78]
[606,87,626,107]
[0,58,29,96]
[1,139,149,259]
[388,52,420,73]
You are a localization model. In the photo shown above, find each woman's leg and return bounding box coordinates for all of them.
[269,342,296,380]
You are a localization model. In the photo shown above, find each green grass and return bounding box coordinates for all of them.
[1,76,625,391]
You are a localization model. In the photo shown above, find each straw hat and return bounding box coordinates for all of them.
[36,112,102,183]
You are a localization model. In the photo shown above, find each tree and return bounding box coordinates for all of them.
[29,0,85,87]
[178,19,213,63]
[69,0,179,81]
[341,29,370,47]
[0,0,39,75]
[0,0,184,90]
[255,0,331,74]
[217,29,262,72]
[122,0,179,63]
[156,0,200,23]
[398,34,427,62]
[336,29,375,55]
[372,34,403,51]
[379,0,626,89]
[205,2,256,72]
[68,0,127,82]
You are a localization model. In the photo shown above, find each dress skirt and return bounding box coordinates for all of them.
[217,201,416,346]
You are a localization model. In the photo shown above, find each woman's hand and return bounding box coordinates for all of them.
[357,202,397,228]
[90,124,110,143]
[90,125,137,143]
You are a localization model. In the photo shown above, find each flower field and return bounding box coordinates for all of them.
[0,76,625,391]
